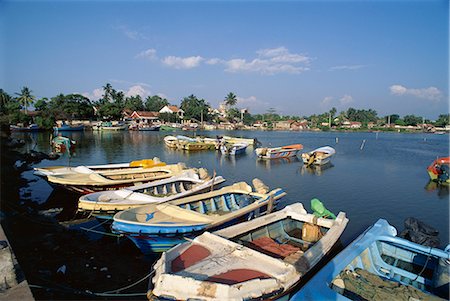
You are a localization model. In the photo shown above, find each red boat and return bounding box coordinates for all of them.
[427,157,450,184]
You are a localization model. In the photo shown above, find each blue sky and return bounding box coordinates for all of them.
[1,0,448,119]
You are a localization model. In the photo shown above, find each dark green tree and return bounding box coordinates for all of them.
[145,95,169,111]
[434,114,450,127]
[180,94,211,121]
[124,95,144,111]
[403,115,422,126]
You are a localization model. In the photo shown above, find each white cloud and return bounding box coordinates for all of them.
[389,84,442,101]
[224,47,311,75]
[329,65,366,71]
[236,96,270,113]
[114,25,147,40]
[82,88,103,101]
[339,94,354,105]
[162,56,204,69]
[319,94,354,109]
[205,58,222,65]
[320,96,334,107]
[136,49,157,60]
[125,85,151,98]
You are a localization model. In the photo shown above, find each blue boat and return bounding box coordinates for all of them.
[111,180,286,253]
[53,122,85,131]
[290,219,450,300]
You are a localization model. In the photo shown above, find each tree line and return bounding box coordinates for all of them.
[0,84,448,129]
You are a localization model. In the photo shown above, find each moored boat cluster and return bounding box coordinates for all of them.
[32,138,449,301]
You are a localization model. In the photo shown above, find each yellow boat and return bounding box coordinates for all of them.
[44,163,188,194]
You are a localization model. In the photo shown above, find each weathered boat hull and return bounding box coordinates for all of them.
[290,219,450,300]
[255,144,303,159]
[112,183,286,253]
[148,202,349,300]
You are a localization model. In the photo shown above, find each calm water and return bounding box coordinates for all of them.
[15,129,450,247]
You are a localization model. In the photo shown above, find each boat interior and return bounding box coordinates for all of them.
[134,180,198,196]
[331,240,449,300]
[104,170,170,181]
[178,193,258,216]
[232,217,329,260]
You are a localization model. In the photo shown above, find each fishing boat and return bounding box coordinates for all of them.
[34,157,166,178]
[77,169,226,219]
[301,146,336,166]
[38,162,188,194]
[51,135,76,154]
[10,123,42,132]
[160,125,176,131]
[427,157,450,184]
[93,121,128,131]
[220,142,248,156]
[222,135,257,145]
[148,201,348,300]
[290,218,450,301]
[53,122,85,132]
[111,179,286,253]
[255,144,303,159]
[138,124,161,131]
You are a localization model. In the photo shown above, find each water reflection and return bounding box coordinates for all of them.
[424,181,449,199]
[256,156,300,170]
[300,163,334,176]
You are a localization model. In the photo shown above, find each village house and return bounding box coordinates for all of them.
[291,121,309,131]
[129,111,160,124]
[273,120,295,130]
[159,105,184,119]
[341,121,362,129]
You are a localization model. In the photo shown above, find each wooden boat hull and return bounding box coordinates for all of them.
[112,182,286,253]
[43,163,186,194]
[290,219,450,300]
[255,144,303,159]
[148,203,349,300]
[77,172,226,218]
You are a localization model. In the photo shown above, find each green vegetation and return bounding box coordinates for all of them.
[1,84,449,131]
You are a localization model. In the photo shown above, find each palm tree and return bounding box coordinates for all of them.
[103,83,113,102]
[224,92,237,107]
[15,87,35,114]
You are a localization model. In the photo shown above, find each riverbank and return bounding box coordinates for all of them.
[0,129,156,300]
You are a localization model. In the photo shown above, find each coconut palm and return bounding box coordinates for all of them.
[224,92,237,107]
[103,83,113,102]
[15,87,35,114]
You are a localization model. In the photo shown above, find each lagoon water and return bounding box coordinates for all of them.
[16,129,449,248]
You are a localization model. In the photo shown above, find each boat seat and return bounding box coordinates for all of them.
[221,196,230,211]
[230,194,240,210]
[199,201,207,214]
[210,198,217,212]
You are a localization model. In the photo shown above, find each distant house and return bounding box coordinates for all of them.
[291,121,309,131]
[159,105,184,119]
[342,121,362,129]
[252,120,268,128]
[130,111,160,123]
[273,120,295,130]
[350,122,362,128]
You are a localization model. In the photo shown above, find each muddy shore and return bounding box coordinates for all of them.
[0,128,156,300]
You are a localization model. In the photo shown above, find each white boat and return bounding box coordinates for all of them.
[301,146,336,166]
[77,169,226,219]
[148,202,348,300]
[34,157,165,178]
[220,142,248,156]
[255,144,303,159]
